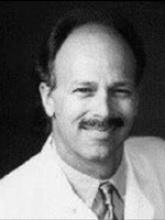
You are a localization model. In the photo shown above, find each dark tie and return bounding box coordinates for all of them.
[92,182,124,220]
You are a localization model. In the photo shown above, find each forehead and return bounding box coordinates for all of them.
[54,24,136,85]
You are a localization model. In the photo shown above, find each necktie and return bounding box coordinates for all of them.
[92,182,124,220]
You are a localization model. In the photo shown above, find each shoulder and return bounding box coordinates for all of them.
[126,135,165,146]
[124,136,165,173]
[0,135,55,189]
[0,152,43,194]
[0,136,53,197]
[0,152,44,217]
[125,136,165,155]
[0,137,62,217]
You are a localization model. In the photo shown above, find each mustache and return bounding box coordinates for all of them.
[79,117,124,131]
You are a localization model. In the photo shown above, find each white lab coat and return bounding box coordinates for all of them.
[0,135,165,219]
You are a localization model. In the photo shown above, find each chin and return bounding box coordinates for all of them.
[83,143,118,162]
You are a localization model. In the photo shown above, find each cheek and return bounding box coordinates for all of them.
[117,99,138,118]
[55,95,87,121]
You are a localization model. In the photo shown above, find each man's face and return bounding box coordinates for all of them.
[46,25,138,165]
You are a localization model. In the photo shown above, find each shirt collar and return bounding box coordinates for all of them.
[50,135,126,208]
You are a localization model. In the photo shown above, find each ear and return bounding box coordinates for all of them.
[39,82,55,117]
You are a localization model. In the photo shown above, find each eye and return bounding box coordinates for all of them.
[73,87,95,98]
[112,88,133,98]
[74,87,93,93]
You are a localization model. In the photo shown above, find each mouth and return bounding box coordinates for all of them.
[79,118,124,133]
[81,124,117,132]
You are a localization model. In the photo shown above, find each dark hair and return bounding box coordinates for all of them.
[36,8,146,89]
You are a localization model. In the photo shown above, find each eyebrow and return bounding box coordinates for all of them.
[111,81,135,87]
[71,81,97,87]
[71,80,134,87]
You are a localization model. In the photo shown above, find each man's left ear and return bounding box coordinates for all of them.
[39,82,55,117]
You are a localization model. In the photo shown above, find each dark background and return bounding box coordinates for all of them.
[0,1,165,178]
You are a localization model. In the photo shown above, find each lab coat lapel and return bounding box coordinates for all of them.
[40,139,97,219]
[124,154,154,219]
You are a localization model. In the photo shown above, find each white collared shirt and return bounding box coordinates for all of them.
[51,137,126,209]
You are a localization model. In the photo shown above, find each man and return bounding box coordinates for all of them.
[0,8,165,219]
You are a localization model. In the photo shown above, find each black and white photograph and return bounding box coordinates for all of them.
[0,1,165,219]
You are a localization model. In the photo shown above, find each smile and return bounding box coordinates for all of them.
[80,118,124,132]
[82,124,118,132]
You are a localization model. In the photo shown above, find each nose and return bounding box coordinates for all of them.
[91,89,112,119]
